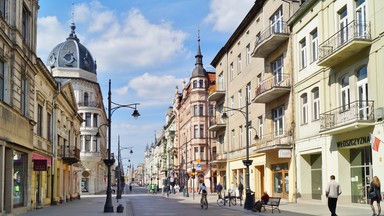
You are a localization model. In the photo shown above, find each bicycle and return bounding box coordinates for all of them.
[200,192,208,209]
[217,192,236,207]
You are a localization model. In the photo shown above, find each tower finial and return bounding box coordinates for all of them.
[67,1,79,41]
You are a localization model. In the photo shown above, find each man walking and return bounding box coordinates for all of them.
[216,182,223,198]
[325,175,342,216]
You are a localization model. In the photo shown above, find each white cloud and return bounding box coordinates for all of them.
[37,16,68,62]
[204,0,254,33]
[128,73,184,103]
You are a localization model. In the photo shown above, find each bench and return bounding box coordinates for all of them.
[262,197,281,213]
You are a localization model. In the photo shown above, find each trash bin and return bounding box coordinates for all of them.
[244,191,255,210]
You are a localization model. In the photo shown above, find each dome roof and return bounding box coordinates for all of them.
[46,23,97,74]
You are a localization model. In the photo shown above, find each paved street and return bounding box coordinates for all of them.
[20,186,372,216]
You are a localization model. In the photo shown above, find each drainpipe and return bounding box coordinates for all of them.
[51,82,61,205]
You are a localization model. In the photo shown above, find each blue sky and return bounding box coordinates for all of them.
[37,0,254,168]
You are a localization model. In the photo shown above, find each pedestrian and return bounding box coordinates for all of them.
[238,182,244,200]
[325,175,342,216]
[216,182,223,198]
[369,176,382,216]
[175,184,180,193]
[129,184,132,192]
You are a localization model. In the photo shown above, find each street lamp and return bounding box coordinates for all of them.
[103,79,140,213]
[117,139,133,200]
[221,93,255,210]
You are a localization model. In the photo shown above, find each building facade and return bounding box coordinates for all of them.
[289,0,384,205]
[46,22,108,195]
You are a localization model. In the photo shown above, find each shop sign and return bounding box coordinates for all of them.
[33,160,47,171]
[337,135,370,148]
[278,149,291,158]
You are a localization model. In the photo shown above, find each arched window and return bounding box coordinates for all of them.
[84,92,89,106]
[301,93,308,124]
[312,87,320,120]
[199,80,203,88]
[193,80,197,88]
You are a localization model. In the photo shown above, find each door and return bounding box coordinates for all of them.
[272,163,289,198]
[356,0,367,38]
[350,146,372,204]
[357,66,369,119]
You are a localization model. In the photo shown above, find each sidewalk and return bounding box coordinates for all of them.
[168,192,372,216]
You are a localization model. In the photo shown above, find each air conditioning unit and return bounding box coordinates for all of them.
[375,107,384,121]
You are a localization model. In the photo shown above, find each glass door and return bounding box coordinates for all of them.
[350,146,372,204]
[272,163,289,198]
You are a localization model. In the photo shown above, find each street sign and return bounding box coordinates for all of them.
[196,163,201,170]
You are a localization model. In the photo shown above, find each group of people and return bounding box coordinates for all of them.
[215,181,244,199]
[326,175,381,216]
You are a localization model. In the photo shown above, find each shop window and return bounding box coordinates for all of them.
[13,151,27,207]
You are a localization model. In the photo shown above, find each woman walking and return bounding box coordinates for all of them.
[370,176,382,216]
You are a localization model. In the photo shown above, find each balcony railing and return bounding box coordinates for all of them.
[254,132,293,153]
[208,116,226,132]
[62,147,81,165]
[320,100,374,132]
[77,101,101,108]
[253,74,291,103]
[318,20,371,66]
[208,85,226,102]
[253,21,290,58]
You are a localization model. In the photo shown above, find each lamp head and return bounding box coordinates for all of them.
[221,112,228,120]
[95,132,101,138]
[130,149,133,154]
[132,109,140,119]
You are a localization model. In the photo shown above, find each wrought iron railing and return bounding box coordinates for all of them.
[318,20,371,61]
[255,21,289,46]
[209,116,226,127]
[255,74,291,96]
[320,100,374,131]
[255,132,293,150]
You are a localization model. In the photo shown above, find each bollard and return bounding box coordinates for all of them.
[116,204,124,213]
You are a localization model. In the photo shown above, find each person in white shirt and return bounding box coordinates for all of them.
[325,175,342,216]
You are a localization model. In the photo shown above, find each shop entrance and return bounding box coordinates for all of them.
[272,163,288,198]
[350,146,372,204]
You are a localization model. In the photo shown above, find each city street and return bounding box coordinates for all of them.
[20,186,372,216]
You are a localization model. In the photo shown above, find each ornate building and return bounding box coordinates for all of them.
[46,22,108,195]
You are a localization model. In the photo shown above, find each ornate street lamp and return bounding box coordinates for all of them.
[221,93,256,210]
[103,79,140,213]
[116,139,133,200]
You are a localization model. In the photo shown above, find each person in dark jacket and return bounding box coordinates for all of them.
[370,176,382,216]
[238,182,244,199]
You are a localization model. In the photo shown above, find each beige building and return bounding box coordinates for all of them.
[0,0,39,215]
[209,0,300,203]
[289,0,384,205]
[173,35,217,193]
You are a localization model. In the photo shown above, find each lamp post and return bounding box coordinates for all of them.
[116,136,133,200]
[103,79,140,213]
[221,93,254,210]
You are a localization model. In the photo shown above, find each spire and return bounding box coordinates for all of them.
[67,2,79,42]
[195,29,203,67]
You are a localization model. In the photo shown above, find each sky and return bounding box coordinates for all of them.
[37,0,254,169]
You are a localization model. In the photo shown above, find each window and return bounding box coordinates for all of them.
[312,87,320,121]
[22,6,30,43]
[200,147,204,160]
[0,0,6,18]
[239,126,243,147]
[273,106,284,136]
[246,82,251,103]
[230,96,234,111]
[193,80,197,88]
[199,104,204,116]
[200,124,204,138]
[194,147,198,160]
[339,7,348,44]
[238,90,242,108]
[47,112,52,141]
[218,72,224,90]
[194,125,198,138]
[301,93,308,124]
[231,129,235,150]
[37,105,43,136]
[356,0,367,38]
[271,8,283,33]
[258,116,263,139]
[84,135,91,151]
[93,114,98,127]
[272,56,283,84]
[237,53,242,73]
[194,105,198,116]
[199,80,203,88]
[21,77,28,115]
[212,147,217,160]
[230,63,234,81]
[311,29,318,62]
[84,92,89,106]
[341,76,350,111]
[300,38,307,69]
[357,65,368,118]
[93,137,97,152]
[246,44,251,65]
[13,152,27,206]
[85,113,91,127]
[0,61,6,101]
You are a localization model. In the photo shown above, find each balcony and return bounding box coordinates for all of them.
[62,147,81,165]
[320,100,375,134]
[254,132,293,153]
[318,21,372,67]
[208,85,225,102]
[208,116,226,132]
[253,74,291,103]
[252,22,290,58]
[77,101,101,108]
